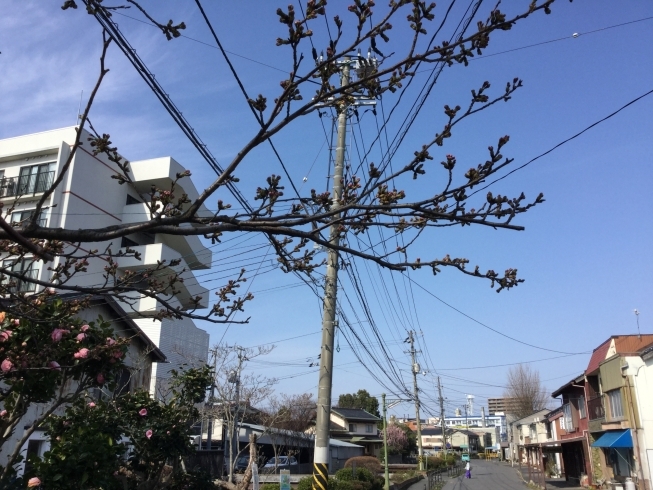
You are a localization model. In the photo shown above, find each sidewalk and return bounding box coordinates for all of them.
[513,462,583,489]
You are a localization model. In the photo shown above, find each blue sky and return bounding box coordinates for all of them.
[1,1,652,418]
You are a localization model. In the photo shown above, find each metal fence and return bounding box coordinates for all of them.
[426,463,462,489]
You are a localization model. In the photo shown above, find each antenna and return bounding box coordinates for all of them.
[76,90,84,124]
[634,309,641,339]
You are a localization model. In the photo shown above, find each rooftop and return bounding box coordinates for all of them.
[331,407,380,422]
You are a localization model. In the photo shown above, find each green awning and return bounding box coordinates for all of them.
[591,430,632,448]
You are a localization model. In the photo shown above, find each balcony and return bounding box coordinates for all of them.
[121,203,212,270]
[587,395,605,421]
[115,243,209,313]
[0,172,55,198]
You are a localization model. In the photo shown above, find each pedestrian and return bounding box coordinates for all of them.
[465,461,471,479]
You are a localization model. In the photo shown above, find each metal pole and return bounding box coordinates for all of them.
[382,394,390,490]
[408,331,424,470]
[206,347,218,451]
[313,56,350,490]
[229,347,245,484]
[437,377,446,457]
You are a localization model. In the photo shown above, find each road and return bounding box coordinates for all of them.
[442,460,526,490]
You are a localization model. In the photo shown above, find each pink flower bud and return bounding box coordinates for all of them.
[73,348,90,359]
[0,410,7,417]
[51,329,65,343]
[0,330,12,342]
[145,429,153,439]
[106,337,116,346]
[112,350,123,359]
[1,359,13,373]
[12,319,19,326]
[48,361,61,371]
[80,325,90,332]
[139,408,147,416]
[75,333,86,342]
[88,402,96,408]
[27,477,41,488]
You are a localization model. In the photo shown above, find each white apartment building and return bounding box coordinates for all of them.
[0,127,212,394]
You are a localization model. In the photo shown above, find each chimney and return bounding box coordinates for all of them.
[481,407,486,428]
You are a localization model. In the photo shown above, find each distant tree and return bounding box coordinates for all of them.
[264,393,316,433]
[385,424,408,454]
[337,389,380,417]
[396,423,417,455]
[503,364,548,419]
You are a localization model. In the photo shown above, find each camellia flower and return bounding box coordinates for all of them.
[0,330,12,342]
[145,429,153,439]
[27,477,41,488]
[0,410,7,417]
[139,408,147,416]
[12,319,19,326]
[88,402,96,408]
[97,373,105,385]
[75,333,86,342]
[73,348,90,359]
[80,325,90,332]
[51,329,66,343]
[1,359,13,373]
[48,361,61,371]
[106,337,116,346]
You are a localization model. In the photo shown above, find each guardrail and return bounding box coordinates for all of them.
[426,463,462,489]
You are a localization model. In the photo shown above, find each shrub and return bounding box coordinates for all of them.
[261,484,280,490]
[344,456,382,475]
[336,467,375,482]
[297,477,313,490]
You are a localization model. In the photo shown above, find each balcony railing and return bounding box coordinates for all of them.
[0,172,55,198]
[587,395,605,421]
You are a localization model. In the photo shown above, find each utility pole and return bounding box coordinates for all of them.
[312,56,350,490]
[206,346,219,451]
[228,346,246,484]
[407,331,424,470]
[312,53,377,490]
[382,394,390,490]
[437,376,446,456]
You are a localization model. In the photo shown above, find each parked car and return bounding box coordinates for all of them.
[263,456,298,470]
[461,452,470,462]
[234,456,251,473]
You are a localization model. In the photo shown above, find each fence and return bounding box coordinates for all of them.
[426,463,462,490]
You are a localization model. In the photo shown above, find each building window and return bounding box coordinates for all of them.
[349,423,357,432]
[1,259,39,293]
[126,194,141,205]
[366,424,373,433]
[607,389,624,419]
[17,163,55,195]
[11,209,47,228]
[563,403,574,431]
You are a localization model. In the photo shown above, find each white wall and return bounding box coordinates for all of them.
[624,355,653,490]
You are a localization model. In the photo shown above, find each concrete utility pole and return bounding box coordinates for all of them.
[407,331,424,470]
[382,394,390,490]
[228,346,246,484]
[312,56,350,490]
[437,376,446,456]
[206,346,219,451]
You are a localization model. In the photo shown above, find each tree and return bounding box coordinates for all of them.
[202,345,276,484]
[262,393,316,433]
[384,424,408,455]
[33,365,214,490]
[0,0,564,324]
[338,389,380,417]
[0,297,130,486]
[503,364,549,419]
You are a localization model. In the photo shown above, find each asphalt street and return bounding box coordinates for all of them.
[441,460,526,490]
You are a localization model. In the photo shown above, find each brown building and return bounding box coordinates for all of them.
[488,398,521,415]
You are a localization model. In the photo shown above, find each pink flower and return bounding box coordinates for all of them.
[46,287,56,294]
[0,330,12,342]
[48,361,61,371]
[1,359,13,373]
[0,410,7,417]
[12,319,19,326]
[112,350,123,359]
[73,348,89,359]
[27,477,41,488]
[80,325,90,332]
[167,431,170,435]
[75,333,86,342]
[51,329,66,343]
[145,429,153,439]
[139,408,147,416]
[88,402,96,408]
[97,373,105,385]
[106,337,116,346]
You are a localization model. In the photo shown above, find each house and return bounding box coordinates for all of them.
[8,295,166,474]
[0,127,212,395]
[420,427,445,453]
[585,335,653,489]
[547,374,592,485]
[507,409,551,465]
[630,343,653,490]
[329,407,383,458]
[449,429,481,453]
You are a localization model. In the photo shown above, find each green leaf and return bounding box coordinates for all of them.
[53,474,63,481]
[81,472,88,484]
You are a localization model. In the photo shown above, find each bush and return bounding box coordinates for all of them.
[261,484,280,490]
[335,466,383,490]
[344,456,382,475]
[336,467,375,482]
[297,477,313,490]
